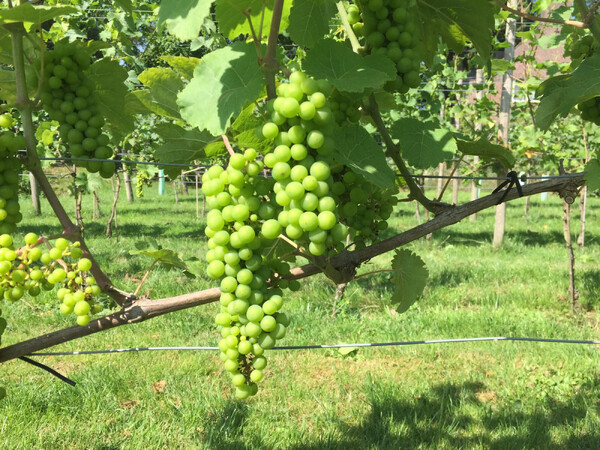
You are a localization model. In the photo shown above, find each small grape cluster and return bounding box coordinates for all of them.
[0,233,102,326]
[330,168,396,248]
[360,0,421,92]
[203,151,294,399]
[567,35,595,61]
[135,170,152,198]
[40,42,115,178]
[0,127,25,235]
[330,89,362,125]
[577,97,600,125]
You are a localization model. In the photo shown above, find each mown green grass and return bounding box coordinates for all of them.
[1,179,600,449]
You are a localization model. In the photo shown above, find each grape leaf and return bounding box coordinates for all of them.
[161,55,201,81]
[113,0,133,12]
[0,3,77,28]
[177,42,264,135]
[157,0,212,41]
[416,0,494,62]
[535,54,600,130]
[215,0,292,40]
[87,58,135,135]
[391,118,456,169]
[153,123,219,167]
[304,39,396,93]
[331,125,395,189]
[135,67,184,120]
[585,159,600,191]
[456,138,515,169]
[288,0,336,48]
[391,249,429,313]
[130,240,193,275]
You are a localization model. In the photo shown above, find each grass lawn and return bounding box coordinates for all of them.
[1,177,600,449]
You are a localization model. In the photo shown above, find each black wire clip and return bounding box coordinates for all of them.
[19,356,76,387]
[492,171,524,205]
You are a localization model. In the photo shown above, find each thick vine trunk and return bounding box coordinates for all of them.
[123,171,134,203]
[562,201,578,313]
[92,190,100,220]
[29,172,41,215]
[106,174,121,238]
[577,185,587,249]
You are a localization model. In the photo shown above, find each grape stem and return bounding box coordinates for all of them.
[134,260,158,297]
[436,155,465,203]
[6,22,129,306]
[574,0,600,41]
[263,0,285,99]
[221,134,236,157]
[364,94,451,215]
[336,1,361,53]
[495,0,586,28]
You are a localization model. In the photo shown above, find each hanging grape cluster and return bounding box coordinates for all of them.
[203,71,398,398]
[39,42,115,179]
[0,126,25,235]
[353,0,422,92]
[202,150,294,400]
[0,233,102,326]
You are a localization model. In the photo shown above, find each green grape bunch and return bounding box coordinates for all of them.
[358,0,422,92]
[202,70,399,398]
[39,42,116,179]
[0,233,102,326]
[203,150,295,399]
[0,126,26,235]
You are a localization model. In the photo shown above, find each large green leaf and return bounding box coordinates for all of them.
[391,249,429,313]
[177,42,264,135]
[456,138,515,169]
[416,0,495,62]
[0,3,77,28]
[157,0,212,41]
[161,55,201,81]
[391,118,456,169]
[303,39,396,93]
[288,0,336,48]
[585,159,600,191]
[87,58,135,135]
[153,123,218,166]
[135,67,184,120]
[215,0,292,40]
[331,125,395,189]
[535,54,600,130]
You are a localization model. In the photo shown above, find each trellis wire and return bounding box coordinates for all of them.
[27,336,600,357]
[36,156,583,182]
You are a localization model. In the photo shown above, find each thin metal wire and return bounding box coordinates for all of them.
[35,156,584,182]
[28,336,600,357]
[38,156,204,168]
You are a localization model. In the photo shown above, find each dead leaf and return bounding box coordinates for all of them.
[122,400,138,409]
[476,391,497,403]
[153,380,167,393]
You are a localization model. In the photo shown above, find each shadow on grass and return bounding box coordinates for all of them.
[288,379,600,449]
[201,400,263,450]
